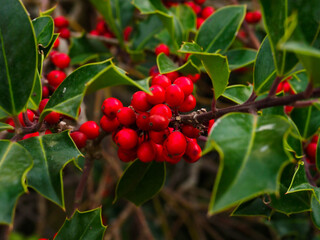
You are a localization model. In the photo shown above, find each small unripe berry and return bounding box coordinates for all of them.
[79,121,100,139]
[173,77,193,96]
[150,104,172,119]
[100,115,120,132]
[155,43,170,56]
[18,109,35,127]
[54,16,69,28]
[147,85,165,105]
[115,129,138,150]
[138,141,156,163]
[149,114,169,131]
[131,91,152,112]
[47,70,66,87]
[178,94,196,112]
[101,98,123,119]
[136,112,150,131]
[151,75,171,89]
[164,131,187,157]
[201,6,215,19]
[70,131,87,148]
[165,84,185,107]
[116,107,136,126]
[51,53,70,69]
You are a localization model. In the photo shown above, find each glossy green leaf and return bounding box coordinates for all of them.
[179,42,230,99]
[55,208,106,240]
[39,6,56,17]
[0,140,33,224]
[41,33,59,59]
[0,0,38,115]
[170,4,196,40]
[0,108,8,120]
[114,0,134,31]
[40,59,150,121]
[19,131,82,208]
[131,15,163,51]
[270,163,311,215]
[69,34,110,65]
[221,85,253,104]
[232,197,272,218]
[0,122,14,131]
[285,118,303,158]
[203,113,291,214]
[32,16,54,48]
[225,49,257,70]
[157,53,199,75]
[195,5,246,53]
[290,71,309,93]
[115,160,165,206]
[312,195,320,229]
[254,37,277,95]
[27,72,42,110]
[291,104,320,139]
[260,0,298,75]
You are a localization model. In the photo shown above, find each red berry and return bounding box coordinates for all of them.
[173,77,194,96]
[115,129,138,150]
[201,6,215,19]
[164,131,187,157]
[306,142,317,159]
[149,65,159,77]
[252,11,262,23]
[155,43,170,56]
[178,94,196,112]
[150,104,172,119]
[181,124,200,138]
[186,73,200,83]
[47,70,66,87]
[51,53,70,69]
[58,28,70,39]
[154,143,164,162]
[45,112,61,124]
[276,82,284,93]
[312,135,319,143]
[79,121,100,139]
[53,37,60,48]
[136,112,150,131]
[22,132,39,140]
[118,148,137,162]
[147,85,165,105]
[96,20,108,34]
[123,26,133,41]
[245,12,255,23]
[165,71,180,83]
[138,141,156,163]
[208,119,215,133]
[151,75,171,89]
[70,131,87,148]
[284,105,294,115]
[42,86,50,98]
[237,30,246,39]
[102,98,123,119]
[162,147,181,164]
[5,118,15,133]
[45,129,52,134]
[149,128,170,144]
[185,2,200,14]
[18,109,35,127]
[194,0,206,5]
[196,18,205,29]
[131,91,152,112]
[39,98,49,113]
[116,107,136,126]
[100,115,120,132]
[184,140,201,163]
[103,32,113,38]
[54,16,69,28]
[165,84,185,107]
[149,114,169,131]
[283,81,291,93]
[90,30,100,36]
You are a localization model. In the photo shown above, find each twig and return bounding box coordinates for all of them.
[0,225,10,240]
[268,76,283,97]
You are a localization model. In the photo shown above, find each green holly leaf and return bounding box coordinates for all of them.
[170,4,196,40]
[27,72,42,110]
[203,113,291,214]
[156,53,199,75]
[312,195,320,229]
[0,122,14,132]
[0,0,38,115]
[0,140,33,224]
[19,131,82,208]
[40,59,150,121]
[69,34,110,65]
[290,71,309,93]
[232,197,272,218]
[115,160,165,206]
[195,5,246,53]
[221,85,253,104]
[225,49,257,71]
[32,16,54,48]
[40,6,56,17]
[55,208,106,240]
[179,42,230,99]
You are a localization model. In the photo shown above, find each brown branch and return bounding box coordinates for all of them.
[268,76,283,97]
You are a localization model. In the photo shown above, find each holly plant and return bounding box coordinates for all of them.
[1,0,320,239]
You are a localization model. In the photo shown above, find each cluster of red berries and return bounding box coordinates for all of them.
[245,10,262,24]
[276,76,295,114]
[54,16,71,39]
[99,72,203,164]
[70,120,100,149]
[305,134,319,164]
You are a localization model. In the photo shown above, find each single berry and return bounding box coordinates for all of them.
[118,148,137,162]
[39,98,49,113]
[155,43,170,56]
[196,18,205,29]
[245,12,255,23]
[58,28,70,39]
[208,119,215,133]
[116,107,136,126]
[136,112,150,131]
[54,16,69,28]
[149,114,169,131]
[173,77,194,96]
[115,128,138,150]
[22,132,40,140]
[147,85,165,105]
[284,105,294,115]
[42,86,50,98]
[138,141,156,163]
[45,112,61,124]
[194,0,206,5]
[252,11,262,23]
[181,124,200,138]
[186,73,200,83]
[162,147,181,164]
[45,129,52,134]
[283,81,291,93]
[102,97,123,119]
[47,70,66,87]
[237,30,246,38]
[131,91,152,112]
[96,20,108,34]
[18,109,35,127]
[276,82,284,93]
[149,65,159,77]
[79,121,100,139]
[70,131,87,148]
[53,37,60,48]
[151,75,171,89]
[149,128,170,144]
[154,143,164,162]
[150,104,172,119]
[165,71,180,83]
[201,6,215,19]
[123,26,133,41]
[164,131,187,157]
[178,94,196,112]
[306,142,317,159]
[165,84,185,107]
[184,140,201,163]
[51,53,70,69]
[100,115,120,132]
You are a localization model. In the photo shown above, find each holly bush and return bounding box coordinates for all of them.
[1,0,320,239]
